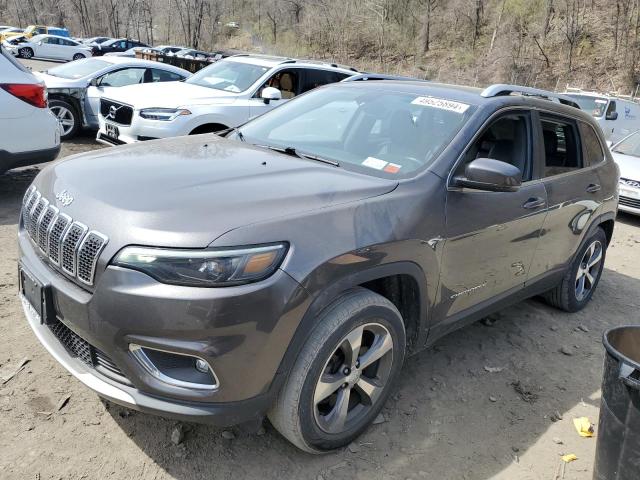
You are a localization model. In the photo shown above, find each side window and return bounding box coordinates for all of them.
[578,122,605,166]
[541,117,583,177]
[300,69,345,94]
[458,113,532,181]
[99,68,146,87]
[148,68,184,83]
[257,69,300,99]
[606,101,617,118]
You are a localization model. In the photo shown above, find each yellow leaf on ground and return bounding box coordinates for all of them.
[573,417,595,437]
[561,454,578,463]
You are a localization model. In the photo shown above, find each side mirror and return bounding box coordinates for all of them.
[37,41,42,45]
[606,111,618,121]
[89,77,99,87]
[261,86,281,104]
[455,158,522,192]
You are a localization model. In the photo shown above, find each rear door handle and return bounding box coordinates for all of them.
[522,197,546,209]
[586,183,601,193]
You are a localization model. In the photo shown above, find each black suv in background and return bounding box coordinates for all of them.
[92,38,149,56]
[18,82,618,453]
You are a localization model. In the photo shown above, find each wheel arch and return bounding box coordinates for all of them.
[270,262,428,397]
[189,123,229,135]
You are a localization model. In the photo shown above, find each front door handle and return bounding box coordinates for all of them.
[522,197,546,209]
[586,183,601,193]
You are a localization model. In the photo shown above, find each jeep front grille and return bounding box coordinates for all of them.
[22,187,108,287]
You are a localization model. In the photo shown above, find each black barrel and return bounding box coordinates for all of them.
[593,326,640,480]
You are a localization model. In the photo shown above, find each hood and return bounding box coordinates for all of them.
[612,152,640,181]
[33,135,398,250]
[104,81,237,109]
[34,71,86,89]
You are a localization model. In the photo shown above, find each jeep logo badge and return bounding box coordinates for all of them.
[55,189,74,207]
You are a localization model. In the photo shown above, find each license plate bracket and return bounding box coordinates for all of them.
[19,265,54,324]
[105,122,119,140]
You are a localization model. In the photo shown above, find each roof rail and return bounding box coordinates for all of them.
[481,84,581,109]
[342,73,427,82]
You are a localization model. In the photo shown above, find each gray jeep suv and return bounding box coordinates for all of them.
[18,81,618,453]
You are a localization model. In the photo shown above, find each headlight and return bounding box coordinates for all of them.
[139,108,192,121]
[112,243,288,287]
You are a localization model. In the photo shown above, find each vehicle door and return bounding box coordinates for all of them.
[438,110,548,321]
[84,68,146,126]
[527,113,605,282]
[58,38,77,60]
[249,68,301,120]
[35,36,56,59]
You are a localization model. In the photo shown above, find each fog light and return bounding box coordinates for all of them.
[195,358,209,373]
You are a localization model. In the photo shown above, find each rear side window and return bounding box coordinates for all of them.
[148,68,185,82]
[541,117,582,177]
[578,122,605,166]
[300,69,350,94]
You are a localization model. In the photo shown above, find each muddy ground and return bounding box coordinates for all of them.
[2,102,640,480]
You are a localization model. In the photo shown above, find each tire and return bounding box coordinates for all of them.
[49,98,80,140]
[72,53,85,61]
[268,288,406,453]
[543,227,607,312]
[19,47,33,59]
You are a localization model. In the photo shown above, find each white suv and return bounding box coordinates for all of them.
[96,55,356,145]
[0,45,60,174]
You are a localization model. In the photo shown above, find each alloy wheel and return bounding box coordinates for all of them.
[313,322,393,434]
[575,240,603,301]
[20,48,32,59]
[50,106,75,137]
[73,53,84,60]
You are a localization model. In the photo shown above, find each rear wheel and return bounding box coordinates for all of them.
[19,47,33,59]
[268,288,406,453]
[49,98,80,140]
[72,53,85,61]
[543,227,607,312]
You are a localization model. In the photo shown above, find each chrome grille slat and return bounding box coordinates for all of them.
[77,232,108,285]
[61,222,88,276]
[21,188,108,287]
[48,213,71,265]
[37,205,58,252]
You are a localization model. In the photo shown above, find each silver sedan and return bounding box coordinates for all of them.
[34,56,190,139]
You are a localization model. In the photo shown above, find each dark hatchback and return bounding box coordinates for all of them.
[18,81,618,453]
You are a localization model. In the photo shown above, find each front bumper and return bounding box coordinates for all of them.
[18,229,309,424]
[96,114,192,145]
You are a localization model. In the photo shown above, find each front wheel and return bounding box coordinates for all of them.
[543,227,607,312]
[49,99,80,140]
[19,47,33,59]
[268,288,406,453]
[72,53,85,61]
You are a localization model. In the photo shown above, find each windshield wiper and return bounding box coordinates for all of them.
[261,145,340,167]
[216,126,245,142]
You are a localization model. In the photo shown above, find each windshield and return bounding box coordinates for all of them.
[46,58,111,78]
[567,95,609,117]
[236,86,474,178]
[186,60,269,93]
[612,131,640,158]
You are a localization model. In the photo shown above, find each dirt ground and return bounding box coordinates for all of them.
[2,117,640,480]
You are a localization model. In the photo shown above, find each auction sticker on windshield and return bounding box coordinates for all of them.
[411,96,470,113]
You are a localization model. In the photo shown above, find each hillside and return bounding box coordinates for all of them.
[2,0,640,95]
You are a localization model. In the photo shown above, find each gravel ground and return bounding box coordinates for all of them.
[2,57,640,479]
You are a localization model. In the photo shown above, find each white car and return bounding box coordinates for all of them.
[34,57,191,139]
[0,46,60,174]
[96,55,356,145]
[610,131,640,215]
[4,34,93,61]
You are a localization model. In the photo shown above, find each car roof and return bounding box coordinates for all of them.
[225,54,357,73]
[35,34,77,41]
[95,56,190,74]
